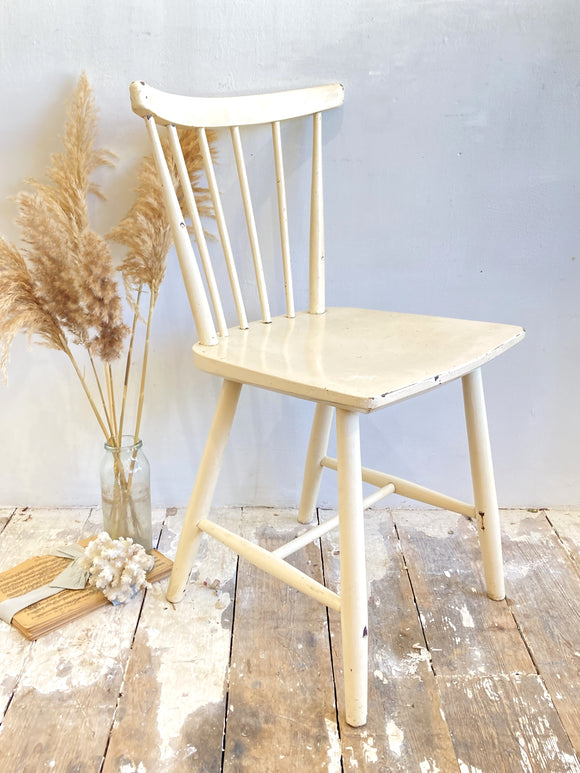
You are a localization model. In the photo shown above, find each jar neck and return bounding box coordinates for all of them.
[104,436,143,453]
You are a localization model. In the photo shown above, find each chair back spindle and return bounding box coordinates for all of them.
[132,82,344,342]
[145,116,218,345]
[230,125,271,323]
[309,112,325,315]
[167,125,229,338]
[272,120,295,318]
[198,126,249,331]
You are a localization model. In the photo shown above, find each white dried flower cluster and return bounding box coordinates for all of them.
[80,532,154,605]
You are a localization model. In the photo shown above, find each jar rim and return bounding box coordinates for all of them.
[104,436,143,452]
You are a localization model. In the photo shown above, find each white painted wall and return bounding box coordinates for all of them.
[0,0,578,508]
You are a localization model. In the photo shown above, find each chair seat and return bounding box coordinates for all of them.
[193,307,524,412]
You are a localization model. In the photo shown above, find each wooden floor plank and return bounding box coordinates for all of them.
[223,508,340,772]
[547,510,580,567]
[1,506,578,771]
[438,674,580,773]
[0,507,93,721]
[0,507,166,773]
[0,507,15,535]
[102,507,241,773]
[0,507,92,575]
[393,509,535,677]
[502,510,580,753]
[321,508,459,772]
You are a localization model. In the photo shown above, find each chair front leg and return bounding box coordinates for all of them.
[462,368,505,601]
[298,403,334,524]
[336,407,368,727]
[167,379,242,603]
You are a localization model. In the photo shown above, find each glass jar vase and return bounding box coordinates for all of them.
[100,436,152,552]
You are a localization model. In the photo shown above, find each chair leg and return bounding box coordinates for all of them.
[462,368,505,601]
[336,407,368,727]
[298,403,334,524]
[167,379,242,603]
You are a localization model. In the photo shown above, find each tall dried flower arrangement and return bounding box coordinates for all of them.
[0,74,214,545]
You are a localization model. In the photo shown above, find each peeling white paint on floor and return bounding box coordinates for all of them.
[343,745,359,769]
[504,563,531,580]
[420,759,441,773]
[482,678,501,702]
[134,509,242,763]
[517,716,580,772]
[393,645,432,676]
[119,762,147,773]
[361,731,379,764]
[400,512,457,539]
[459,605,475,628]
[325,717,342,773]
[364,520,392,586]
[502,516,549,543]
[149,586,233,762]
[0,626,33,709]
[386,719,404,757]
[515,732,534,773]
[20,605,134,694]
[2,507,579,770]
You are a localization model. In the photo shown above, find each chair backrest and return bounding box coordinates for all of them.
[130,81,344,345]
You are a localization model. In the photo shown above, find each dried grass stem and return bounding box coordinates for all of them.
[1,73,215,518]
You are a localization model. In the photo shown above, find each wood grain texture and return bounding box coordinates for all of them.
[223,508,339,772]
[502,510,580,751]
[438,674,580,773]
[102,507,241,773]
[1,507,578,769]
[0,507,166,773]
[393,509,535,676]
[0,507,93,720]
[321,508,458,771]
[0,507,15,534]
[547,510,580,567]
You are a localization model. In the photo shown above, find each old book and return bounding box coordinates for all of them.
[0,541,173,640]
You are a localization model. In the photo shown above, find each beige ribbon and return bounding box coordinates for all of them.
[0,544,88,625]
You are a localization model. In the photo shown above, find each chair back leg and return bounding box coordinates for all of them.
[336,407,368,727]
[298,403,334,524]
[167,379,242,602]
[462,368,505,601]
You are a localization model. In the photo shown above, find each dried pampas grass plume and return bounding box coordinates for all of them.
[11,72,128,363]
[0,73,129,439]
[108,125,217,446]
[0,73,220,544]
[0,236,65,378]
[0,73,216,450]
[109,127,216,300]
[30,72,115,230]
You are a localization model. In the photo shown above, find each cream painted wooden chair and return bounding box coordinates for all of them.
[130,81,524,727]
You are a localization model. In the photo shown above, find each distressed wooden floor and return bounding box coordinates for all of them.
[0,505,579,772]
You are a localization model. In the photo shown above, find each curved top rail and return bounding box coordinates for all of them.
[130,81,344,128]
